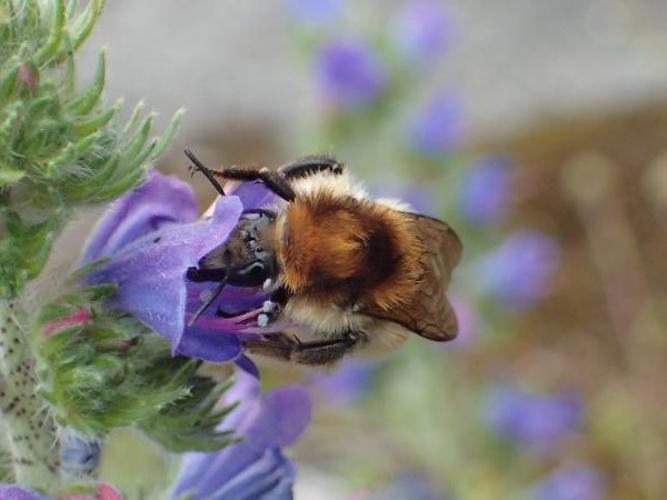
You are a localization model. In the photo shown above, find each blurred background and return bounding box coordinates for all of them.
[49,0,667,498]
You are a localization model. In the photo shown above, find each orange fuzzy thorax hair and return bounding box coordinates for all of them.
[276,193,424,310]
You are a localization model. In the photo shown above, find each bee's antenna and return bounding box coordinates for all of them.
[188,273,229,327]
[184,149,226,196]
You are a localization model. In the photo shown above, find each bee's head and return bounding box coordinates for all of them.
[190,210,278,287]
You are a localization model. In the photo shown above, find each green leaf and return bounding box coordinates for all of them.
[66,0,79,19]
[35,0,66,66]
[64,49,105,114]
[122,100,145,138]
[151,107,185,158]
[0,64,19,101]
[73,99,121,136]
[69,0,105,51]
[0,168,26,186]
[121,114,153,164]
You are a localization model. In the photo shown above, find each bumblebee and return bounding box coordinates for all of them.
[185,151,462,365]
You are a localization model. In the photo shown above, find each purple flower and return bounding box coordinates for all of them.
[484,383,583,454]
[408,93,462,155]
[0,485,45,500]
[310,358,377,405]
[82,171,199,264]
[367,472,445,500]
[315,39,387,111]
[83,173,284,363]
[476,230,560,310]
[61,430,102,478]
[284,0,342,25]
[392,0,451,61]
[0,483,122,500]
[531,464,607,500]
[171,369,311,500]
[459,156,512,225]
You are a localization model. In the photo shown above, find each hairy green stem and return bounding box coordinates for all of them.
[0,299,60,492]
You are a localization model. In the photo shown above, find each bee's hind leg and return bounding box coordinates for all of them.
[244,331,362,366]
[278,155,345,179]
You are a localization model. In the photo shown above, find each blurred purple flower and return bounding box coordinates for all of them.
[310,358,377,405]
[531,464,607,500]
[284,0,342,25]
[83,173,284,363]
[368,472,445,500]
[392,0,451,61]
[0,485,45,500]
[61,430,102,478]
[0,483,122,500]
[476,230,560,310]
[171,369,311,500]
[315,39,387,110]
[484,383,583,453]
[459,156,512,225]
[408,93,462,155]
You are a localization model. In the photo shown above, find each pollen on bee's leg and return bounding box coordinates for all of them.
[262,300,277,313]
[262,278,273,290]
[257,314,269,327]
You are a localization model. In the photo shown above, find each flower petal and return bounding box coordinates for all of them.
[85,196,244,359]
[228,179,281,209]
[0,485,47,500]
[82,171,198,264]
[206,449,296,500]
[172,370,311,499]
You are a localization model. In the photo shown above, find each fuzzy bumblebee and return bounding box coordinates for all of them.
[185,152,462,365]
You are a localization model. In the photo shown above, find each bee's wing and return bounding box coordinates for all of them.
[362,213,462,342]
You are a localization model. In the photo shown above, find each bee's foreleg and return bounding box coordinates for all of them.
[244,330,362,366]
[184,149,226,196]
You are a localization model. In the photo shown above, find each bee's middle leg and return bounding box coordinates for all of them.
[208,167,296,202]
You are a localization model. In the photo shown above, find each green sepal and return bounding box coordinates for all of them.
[140,372,240,452]
[37,282,236,449]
